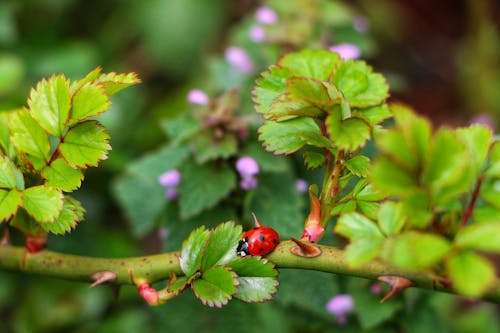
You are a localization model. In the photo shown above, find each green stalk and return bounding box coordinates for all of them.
[1,242,499,303]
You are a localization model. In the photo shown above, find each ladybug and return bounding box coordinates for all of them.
[236,213,279,257]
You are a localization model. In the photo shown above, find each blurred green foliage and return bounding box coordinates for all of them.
[0,0,498,332]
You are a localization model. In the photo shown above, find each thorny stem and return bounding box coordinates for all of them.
[1,241,499,303]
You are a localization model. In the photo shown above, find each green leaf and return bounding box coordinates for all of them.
[258,118,331,155]
[178,161,236,220]
[391,104,432,168]
[377,201,405,236]
[345,238,383,266]
[401,191,434,228]
[41,158,83,192]
[375,128,417,171]
[70,67,102,93]
[166,276,190,294]
[345,155,370,177]
[371,156,418,196]
[8,108,50,164]
[9,209,46,237]
[382,231,451,269]
[40,195,84,234]
[423,128,468,191]
[326,112,371,151]
[480,181,500,209]
[229,257,279,303]
[180,226,210,277]
[192,131,237,163]
[266,94,323,121]
[0,156,23,189]
[455,222,500,253]
[332,60,389,108]
[59,120,110,168]
[192,266,237,308]
[473,205,500,224]
[354,181,386,201]
[0,189,22,222]
[279,49,341,81]
[22,185,64,223]
[0,113,12,156]
[94,71,141,96]
[253,65,294,119]
[161,114,201,146]
[70,83,111,124]
[352,104,392,126]
[357,201,379,220]
[286,77,341,105]
[456,125,492,175]
[334,212,383,240]
[303,150,326,169]
[201,221,242,271]
[28,74,71,137]
[446,251,496,297]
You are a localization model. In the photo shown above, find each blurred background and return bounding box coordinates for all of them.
[0,0,499,332]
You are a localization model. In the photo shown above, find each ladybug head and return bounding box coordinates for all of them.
[236,239,249,257]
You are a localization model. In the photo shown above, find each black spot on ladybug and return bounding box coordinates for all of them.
[259,235,265,242]
[272,238,277,244]
[259,247,264,253]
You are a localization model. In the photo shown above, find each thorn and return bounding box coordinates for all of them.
[377,275,415,303]
[251,212,261,228]
[89,271,118,288]
[290,237,322,258]
[1,228,10,246]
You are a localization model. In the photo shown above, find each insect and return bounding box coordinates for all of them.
[236,213,279,256]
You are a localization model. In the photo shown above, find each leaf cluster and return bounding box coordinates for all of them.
[0,68,140,236]
[335,104,500,298]
[163,221,278,307]
[254,49,390,157]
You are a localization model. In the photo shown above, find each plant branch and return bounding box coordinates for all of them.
[1,241,499,303]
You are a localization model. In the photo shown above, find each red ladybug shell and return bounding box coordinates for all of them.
[236,226,279,256]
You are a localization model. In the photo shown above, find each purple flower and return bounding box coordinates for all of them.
[329,44,361,60]
[240,176,258,190]
[326,294,354,325]
[158,169,181,201]
[236,157,259,191]
[187,89,209,105]
[255,6,278,25]
[295,179,308,194]
[353,15,370,33]
[250,25,266,43]
[236,157,259,177]
[225,47,255,73]
[158,170,181,187]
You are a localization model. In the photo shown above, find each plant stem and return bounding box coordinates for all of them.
[461,175,483,226]
[1,242,499,303]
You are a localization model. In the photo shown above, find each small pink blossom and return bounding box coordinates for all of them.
[255,6,278,25]
[240,176,258,190]
[326,294,354,325]
[329,44,361,60]
[187,89,209,105]
[295,179,308,194]
[469,113,495,131]
[371,283,383,295]
[165,187,179,201]
[250,24,266,42]
[225,47,255,73]
[158,170,181,187]
[236,156,259,177]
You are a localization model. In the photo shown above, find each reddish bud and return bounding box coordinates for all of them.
[25,235,47,253]
[301,185,324,243]
[138,282,159,305]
